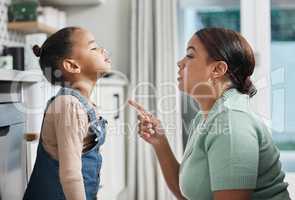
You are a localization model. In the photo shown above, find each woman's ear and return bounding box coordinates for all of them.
[62,59,81,74]
[212,61,228,78]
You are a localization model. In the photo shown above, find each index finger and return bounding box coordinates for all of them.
[128,100,148,115]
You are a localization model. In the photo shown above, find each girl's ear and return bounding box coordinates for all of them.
[211,61,228,79]
[62,59,81,74]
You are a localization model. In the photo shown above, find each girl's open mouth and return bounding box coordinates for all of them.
[105,58,111,63]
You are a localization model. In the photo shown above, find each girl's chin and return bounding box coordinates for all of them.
[96,65,112,74]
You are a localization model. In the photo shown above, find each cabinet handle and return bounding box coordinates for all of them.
[0,125,10,137]
[114,93,120,120]
[24,133,39,142]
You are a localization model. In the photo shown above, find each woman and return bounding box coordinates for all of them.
[128,28,290,200]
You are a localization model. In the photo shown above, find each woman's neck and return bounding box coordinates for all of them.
[192,84,230,119]
[194,97,217,119]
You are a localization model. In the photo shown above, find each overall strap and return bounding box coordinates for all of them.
[56,87,98,123]
[56,87,107,143]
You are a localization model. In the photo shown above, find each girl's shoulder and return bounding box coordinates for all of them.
[46,95,87,117]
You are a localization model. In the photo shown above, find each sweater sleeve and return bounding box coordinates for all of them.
[204,110,259,191]
[53,95,88,200]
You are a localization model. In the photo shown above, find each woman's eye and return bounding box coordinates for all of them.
[186,54,193,59]
[91,47,98,50]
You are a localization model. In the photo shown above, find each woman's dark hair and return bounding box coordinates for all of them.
[195,27,257,97]
[32,26,81,85]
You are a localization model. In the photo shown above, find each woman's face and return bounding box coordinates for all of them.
[177,35,215,97]
[70,28,112,78]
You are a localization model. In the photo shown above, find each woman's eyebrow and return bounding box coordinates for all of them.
[186,46,196,52]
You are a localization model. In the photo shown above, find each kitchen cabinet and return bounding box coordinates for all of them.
[91,78,127,200]
[0,73,44,200]
[0,99,27,200]
[0,69,43,83]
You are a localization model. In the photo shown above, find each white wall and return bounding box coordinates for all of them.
[65,0,132,77]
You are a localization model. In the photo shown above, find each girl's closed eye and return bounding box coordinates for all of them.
[186,54,194,59]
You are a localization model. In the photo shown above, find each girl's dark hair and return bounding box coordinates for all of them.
[195,27,257,97]
[32,26,81,85]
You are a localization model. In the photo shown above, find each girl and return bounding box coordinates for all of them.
[129,27,290,200]
[23,27,111,200]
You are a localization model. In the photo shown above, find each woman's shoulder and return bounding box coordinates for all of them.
[205,108,270,149]
[206,89,259,131]
[209,107,260,133]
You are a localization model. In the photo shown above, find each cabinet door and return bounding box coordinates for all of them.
[93,85,126,200]
[0,123,27,200]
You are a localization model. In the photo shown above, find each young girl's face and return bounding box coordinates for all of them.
[70,28,111,78]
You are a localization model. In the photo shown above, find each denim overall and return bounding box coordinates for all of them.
[23,87,107,200]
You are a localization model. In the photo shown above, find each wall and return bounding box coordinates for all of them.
[65,0,132,77]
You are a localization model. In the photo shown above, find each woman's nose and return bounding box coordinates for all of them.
[177,59,184,69]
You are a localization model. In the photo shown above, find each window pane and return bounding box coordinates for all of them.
[271,9,295,41]
[272,89,285,133]
[197,9,240,31]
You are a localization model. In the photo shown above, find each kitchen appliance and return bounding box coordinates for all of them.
[3,47,25,71]
[0,82,27,200]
